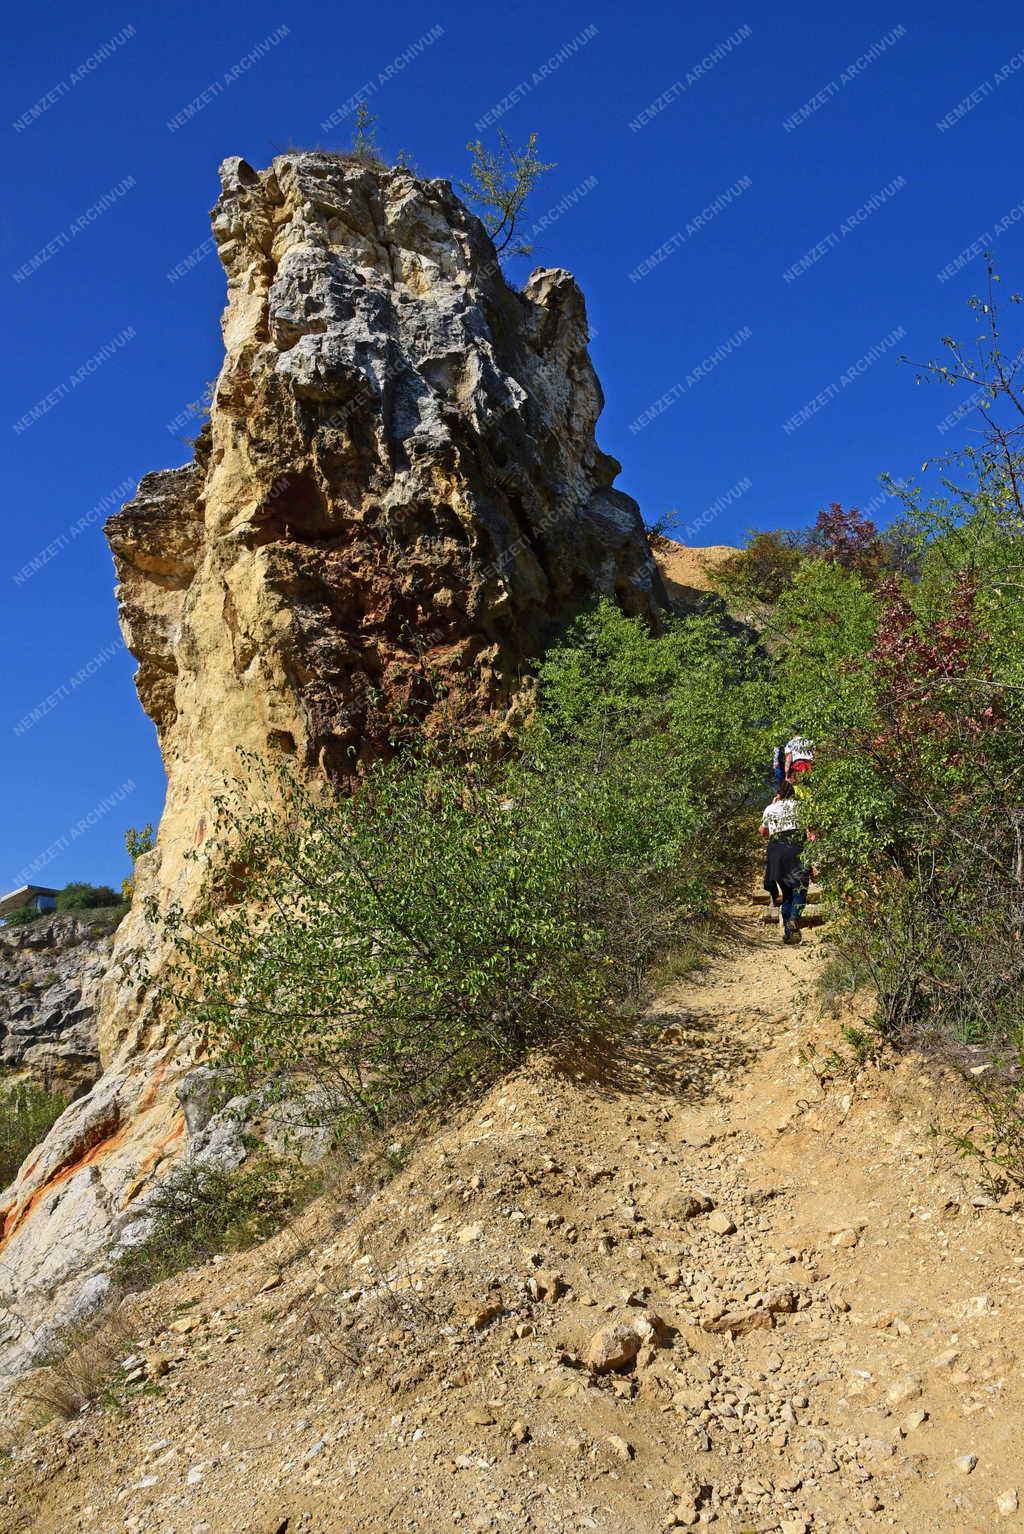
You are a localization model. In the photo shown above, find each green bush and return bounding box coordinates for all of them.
[713,530,804,608]
[56,883,122,912]
[0,1080,69,1187]
[112,1161,301,1290]
[151,601,766,1136]
[1,904,44,928]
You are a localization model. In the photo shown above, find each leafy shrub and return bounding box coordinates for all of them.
[150,601,766,1136]
[112,1161,301,1290]
[461,130,555,255]
[122,824,156,901]
[0,904,44,928]
[713,531,803,607]
[806,503,882,579]
[56,883,121,912]
[941,1060,1024,1193]
[0,1080,68,1187]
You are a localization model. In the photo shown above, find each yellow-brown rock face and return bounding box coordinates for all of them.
[0,153,666,1372]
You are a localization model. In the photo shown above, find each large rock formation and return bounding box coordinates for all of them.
[0,153,666,1374]
[0,914,117,1098]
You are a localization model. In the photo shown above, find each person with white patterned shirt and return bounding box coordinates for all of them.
[784,731,814,779]
[759,781,810,943]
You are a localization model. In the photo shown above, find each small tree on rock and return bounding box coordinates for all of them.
[461,131,555,256]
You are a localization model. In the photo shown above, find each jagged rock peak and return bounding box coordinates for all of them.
[109,150,666,770]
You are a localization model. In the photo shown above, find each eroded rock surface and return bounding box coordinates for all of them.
[0,914,116,1097]
[0,153,667,1375]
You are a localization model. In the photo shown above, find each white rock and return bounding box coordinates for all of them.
[886,1376,923,1407]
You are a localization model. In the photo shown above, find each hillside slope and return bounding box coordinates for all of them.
[4,896,1021,1534]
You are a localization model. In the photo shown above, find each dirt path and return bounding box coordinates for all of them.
[4,898,1023,1534]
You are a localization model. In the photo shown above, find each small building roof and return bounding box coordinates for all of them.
[0,885,59,919]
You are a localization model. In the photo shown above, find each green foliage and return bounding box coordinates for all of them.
[123,823,156,900]
[713,531,804,608]
[461,130,555,255]
[537,601,769,823]
[125,824,155,863]
[1,904,44,927]
[149,601,764,1138]
[801,1022,883,1084]
[350,101,382,164]
[750,452,1024,1051]
[0,1079,68,1186]
[940,1058,1024,1193]
[113,1160,301,1290]
[56,882,122,912]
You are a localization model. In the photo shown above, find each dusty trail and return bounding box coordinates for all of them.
[3,896,1023,1534]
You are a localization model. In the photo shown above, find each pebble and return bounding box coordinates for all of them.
[707,1212,736,1236]
[954,1453,978,1474]
[996,1489,1020,1516]
[606,1434,634,1461]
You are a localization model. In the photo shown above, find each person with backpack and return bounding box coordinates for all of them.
[771,739,787,787]
[759,780,811,943]
[784,728,814,779]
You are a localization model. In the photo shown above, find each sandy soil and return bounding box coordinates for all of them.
[3,892,1022,1534]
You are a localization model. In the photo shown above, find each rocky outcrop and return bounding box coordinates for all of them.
[0,914,116,1098]
[0,152,667,1374]
[107,152,664,777]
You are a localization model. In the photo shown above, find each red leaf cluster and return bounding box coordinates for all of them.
[812,503,882,578]
[870,572,996,764]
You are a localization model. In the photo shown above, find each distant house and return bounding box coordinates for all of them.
[0,885,59,921]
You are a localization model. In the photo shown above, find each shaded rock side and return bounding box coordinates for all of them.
[0,914,117,1097]
[0,152,667,1373]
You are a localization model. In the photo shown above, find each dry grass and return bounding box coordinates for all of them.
[20,1303,138,1423]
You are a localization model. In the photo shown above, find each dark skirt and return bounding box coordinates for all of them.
[764,831,808,897]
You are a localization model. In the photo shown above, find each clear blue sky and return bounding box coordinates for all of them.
[3,0,1023,890]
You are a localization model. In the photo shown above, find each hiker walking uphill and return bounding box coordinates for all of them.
[759,781,811,944]
[784,729,814,780]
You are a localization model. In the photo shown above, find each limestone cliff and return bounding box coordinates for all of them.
[0,153,666,1373]
[0,914,118,1098]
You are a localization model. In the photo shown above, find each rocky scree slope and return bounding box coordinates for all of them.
[5,905,1023,1534]
[0,152,667,1378]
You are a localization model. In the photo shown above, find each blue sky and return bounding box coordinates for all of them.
[3,0,1023,889]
